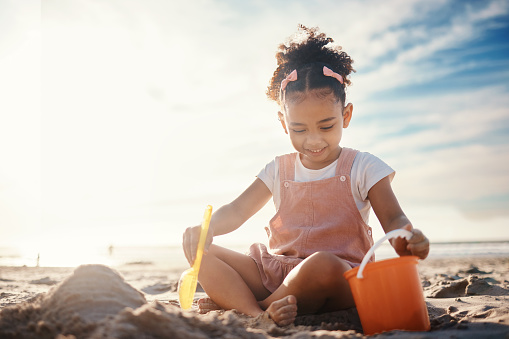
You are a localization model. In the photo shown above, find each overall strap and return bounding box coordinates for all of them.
[278,153,297,182]
[335,148,359,176]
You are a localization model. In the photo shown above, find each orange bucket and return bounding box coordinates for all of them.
[343,229,430,335]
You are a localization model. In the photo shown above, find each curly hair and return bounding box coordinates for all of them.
[266,25,355,107]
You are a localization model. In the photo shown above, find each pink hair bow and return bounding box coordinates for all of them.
[280,69,298,91]
[323,66,343,84]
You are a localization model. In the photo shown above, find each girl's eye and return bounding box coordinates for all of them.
[291,129,306,133]
[321,125,334,130]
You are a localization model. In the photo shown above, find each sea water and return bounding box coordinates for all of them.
[0,241,508,269]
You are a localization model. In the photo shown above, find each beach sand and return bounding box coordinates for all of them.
[0,256,508,338]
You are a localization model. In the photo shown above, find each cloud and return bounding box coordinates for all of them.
[347,0,509,97]
[346,83,509,219]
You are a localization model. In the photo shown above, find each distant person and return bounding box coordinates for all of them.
[108,245,114,256]
[182,25,430,326]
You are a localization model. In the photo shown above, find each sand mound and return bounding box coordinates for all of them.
[0,264,146,339]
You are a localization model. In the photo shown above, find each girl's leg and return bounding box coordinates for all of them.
[198,244,268,316]
[259,251,354,315]
[198,244,297,325]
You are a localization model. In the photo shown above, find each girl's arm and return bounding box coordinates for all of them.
[210,178,272,236]
[368,176,429,259]
[183,178,272,265]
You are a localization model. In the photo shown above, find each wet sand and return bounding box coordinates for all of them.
[0,256,508,338]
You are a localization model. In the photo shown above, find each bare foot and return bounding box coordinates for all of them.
[265,295,298,326]
[197,297,223,314]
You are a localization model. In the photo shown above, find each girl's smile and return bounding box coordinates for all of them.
[279,92,353,170]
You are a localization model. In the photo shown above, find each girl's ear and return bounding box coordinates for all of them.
[342,103,353,128]
[278,111,288,134]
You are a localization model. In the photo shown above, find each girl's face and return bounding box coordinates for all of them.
[279,92,352,170]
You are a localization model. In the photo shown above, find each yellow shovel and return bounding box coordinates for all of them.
[178,205,213,309]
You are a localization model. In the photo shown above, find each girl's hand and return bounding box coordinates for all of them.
[391,224,430,259]
[182,224,214,266]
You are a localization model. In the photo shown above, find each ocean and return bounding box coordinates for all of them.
[0,241,508,269]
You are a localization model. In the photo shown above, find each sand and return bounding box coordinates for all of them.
[0,256,508,338]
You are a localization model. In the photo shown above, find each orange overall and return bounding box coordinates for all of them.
[249,148,374,292]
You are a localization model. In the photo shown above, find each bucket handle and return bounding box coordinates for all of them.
[356,229,413,279]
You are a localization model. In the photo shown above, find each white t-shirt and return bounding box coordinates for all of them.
[257,152,395,225]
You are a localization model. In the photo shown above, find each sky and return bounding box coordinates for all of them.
[1,0,508,255]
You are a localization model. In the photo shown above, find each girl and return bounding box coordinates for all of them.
[182,25,429,326]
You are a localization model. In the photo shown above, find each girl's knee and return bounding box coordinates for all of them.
[201,245,222,266]
[302,252,351,285]
[206,244,221,255]
[202,244,228,262]
[307,252,350,270]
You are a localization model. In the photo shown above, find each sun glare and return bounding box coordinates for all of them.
[15,241,114,268]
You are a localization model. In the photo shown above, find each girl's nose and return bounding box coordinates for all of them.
[306,132,322,146]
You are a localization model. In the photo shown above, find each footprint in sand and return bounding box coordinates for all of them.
[459,266,491,275]
[426,275,509,298]
[141,282,177,295]
[30,277,58,285]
